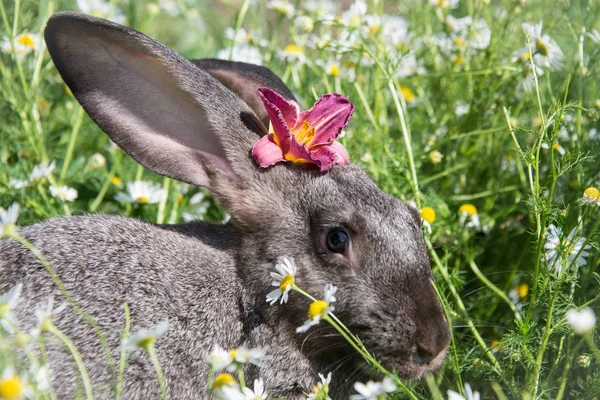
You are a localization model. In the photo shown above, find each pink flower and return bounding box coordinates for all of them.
[252,88,354,171]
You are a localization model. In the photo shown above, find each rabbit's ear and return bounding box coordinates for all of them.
[44,12,267,188]
[191,59,299,128]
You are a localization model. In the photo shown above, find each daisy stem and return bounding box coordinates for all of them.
[322,315,419,400]
[425,237,502,374]
[528,288,559,396]
[388,79,421,207]
[291,285,317,302]
[468,259,521,323]
[46,322,94,400]
[146,343,167,400]
[237,365,246,388]
[9,233,116,373]
[59,107,85,184]
[115,303,131,400]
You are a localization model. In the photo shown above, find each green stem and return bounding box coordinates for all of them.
[468,259,521,323]
[115,303,131,400]
[146,344,167,400]
[10,233,115,372]
[46,323,94,400]
[59,108,85,183]
[529,288,559,395]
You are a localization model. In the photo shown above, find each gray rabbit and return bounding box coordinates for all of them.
[0,12,450,399]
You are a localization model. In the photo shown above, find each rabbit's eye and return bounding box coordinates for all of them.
[326,229,349,254]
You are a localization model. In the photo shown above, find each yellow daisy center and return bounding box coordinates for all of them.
[295,121,316,145]
[459,204,478,215]
[111,176,122,185]
[213,373,236,389]
[421,207,436,224]
[17,34,35,48]
[137,196,149,204]
[583,187,600,200]
[535,38,549,57]
[0,303,9,317]
[400,86,416,103]
[329,65,340,76]
[517,283,529,299]
[177,194,184,204]
[229,349,237,359]
[552,143,562,151]
[279,274,294,291]
[308,300,328,320]
[283,44,303,55]
[0,375,24,400]
[369,25,381,35]
[453,37,466,46]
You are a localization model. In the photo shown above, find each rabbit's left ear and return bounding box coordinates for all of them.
[44,12,269,189]
[191,59,299,128]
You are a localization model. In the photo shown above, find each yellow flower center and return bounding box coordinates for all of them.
[535,38,549,57]
[137,337,155,349]
[111,176,122,185]
[308,300,328,320]
[421,207,436,224]
[0,303,9,317]
[295,121,316,145]
[459,204,478,215]
[177,194,184,204]
[137,196,149,204]
[279,274,294,291]
[0,376,24,400]
[453,37,466,46]
[213,373,236,389]
[453,54,464,65]
[369,25,381,35]
[329,65,340,76]
[283,44,303,55]
[584,187,600,200]
[517,283,529,299]
[229,349,237,359]
[400,86,415,103]
[17,34,35,48]
[552,143,562,151]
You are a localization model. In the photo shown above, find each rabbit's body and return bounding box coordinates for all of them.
[1,215,319,398]
[0,12,451,399]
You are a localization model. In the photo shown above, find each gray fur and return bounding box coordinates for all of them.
[0,12,450,399]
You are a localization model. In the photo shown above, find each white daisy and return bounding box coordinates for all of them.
[8,179,28,189]
[212,373,240,399]
[29,161,55,182]
[242,379,268,400]
[306,373,332,400]
[0,283,22,326]
[77,0,125,23]
[295,16,314,33]
[32,297,67,335]
[350,377,396,400]
[458,204,480,229]
[454,101,469,117]
[114,180,166,204]
[207,345,234,371]
[429,0,459,9]
[266,0,295,18]
[266,258,297,305]
[0,203,20,237]
[582,187,600,206]
[340,0,367,28]
[182,191,211,222]
[544,225,591,274]
[587,29,600,44]
[217,45,263,65]
[448,383,480,400]
[49,185,78,202]
[521,21,563,70]
[566,307,596,335]
[1,33,41,58]
[296,284,337,333]
[123,321,169,353]
[88,153,106,169]
[280,44,306,64]
[230,346,269,367]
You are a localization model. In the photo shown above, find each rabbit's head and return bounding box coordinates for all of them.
[45,12,450,381]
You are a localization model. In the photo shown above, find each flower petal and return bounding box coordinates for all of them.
[258,88,300,152]
[251,135,286,168]
[299,93,355,146]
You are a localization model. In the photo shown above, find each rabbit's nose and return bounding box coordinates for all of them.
[413,343,437,365]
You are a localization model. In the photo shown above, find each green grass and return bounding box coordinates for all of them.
[1,0,600,398]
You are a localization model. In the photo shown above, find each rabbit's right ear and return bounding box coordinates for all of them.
[44,12,268,188]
